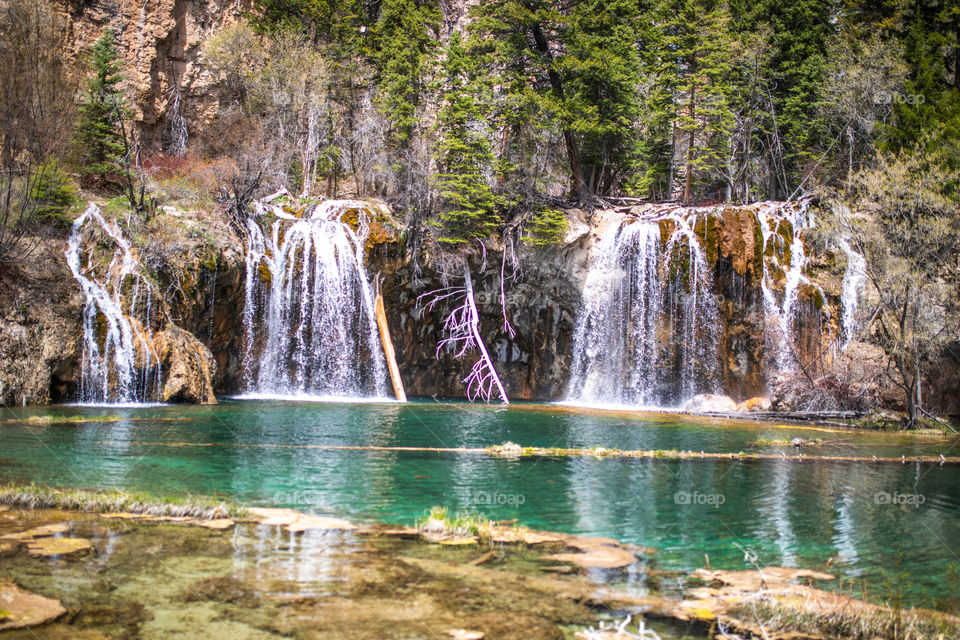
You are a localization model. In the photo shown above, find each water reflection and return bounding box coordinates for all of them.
[0,401,958,606]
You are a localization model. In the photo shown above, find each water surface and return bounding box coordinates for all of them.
[1,400,957,608]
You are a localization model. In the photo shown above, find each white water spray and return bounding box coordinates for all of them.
[241,198,388,399]
[753,201,823,371]
[838,236,865,350]
[65,204,161,403]
[566,211,720,408]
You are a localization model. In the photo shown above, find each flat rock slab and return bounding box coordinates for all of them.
[101,513,234,530]
[1,523,69,540]
[693,567,835,589]
[0,579,66,630]
[195,518,234,530]
[0,540,19,557]
[287,515,356,533]
[366,526,420,538]
[247,507,301,526]
[25,537,94,558]
[547,548,637,570]
[547,535,639,569]
[249,508,356,533]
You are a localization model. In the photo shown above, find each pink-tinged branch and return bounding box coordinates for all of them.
[417,266,509,404]
[500,240,516,339]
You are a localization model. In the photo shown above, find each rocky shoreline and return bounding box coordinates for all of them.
[0,485,958,639]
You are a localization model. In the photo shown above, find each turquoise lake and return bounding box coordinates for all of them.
[1,400,958,608]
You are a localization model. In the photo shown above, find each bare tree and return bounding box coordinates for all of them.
[836,138,960,426]
[0,0,77,266]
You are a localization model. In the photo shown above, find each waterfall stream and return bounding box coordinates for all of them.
[240,198,388,400]
[838,237,866,350]
[566,212,720,408]
[65,204,161,404]
[753,202,828,371]
[566,202,830,409]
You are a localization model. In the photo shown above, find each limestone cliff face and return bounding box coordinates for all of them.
[55,0,250,148]
[379,231,587,401]
[0,205,245,406]
[2,200,954,416]
[0,237,82,405]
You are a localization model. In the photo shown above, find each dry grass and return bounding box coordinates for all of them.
[0,482,244,519]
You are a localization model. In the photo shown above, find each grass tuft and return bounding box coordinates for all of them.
[0,482,245,519]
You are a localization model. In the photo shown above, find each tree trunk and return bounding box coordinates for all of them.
[529,22,588,200]
[684,83,695,205]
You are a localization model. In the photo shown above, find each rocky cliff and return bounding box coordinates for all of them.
[2,199,956,419]
[55,0,250,150]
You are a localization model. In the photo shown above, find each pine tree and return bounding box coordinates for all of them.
[434,32,501,244]
[469,0,591,200]
[653,0,738,203]
[732,0,833,198]
[371,0,441,148]
[561,0,645,196]
[73,29,127,184]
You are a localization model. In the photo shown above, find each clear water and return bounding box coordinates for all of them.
[1,401,958,608]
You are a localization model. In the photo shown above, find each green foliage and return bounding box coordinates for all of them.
[370,0,441,147]
[653,0,739,201]
[558,0,646,193]
[220,0,960,231]
[523,208,568,246]
[434,32,501,244]
[73,29,129,182]
[29,160,76,225]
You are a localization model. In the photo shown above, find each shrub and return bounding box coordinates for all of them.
[30,160,77,225]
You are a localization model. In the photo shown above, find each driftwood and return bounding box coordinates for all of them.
[95,440,960,465]
[374,284,406,402]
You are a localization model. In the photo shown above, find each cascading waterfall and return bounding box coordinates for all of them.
[838,236,866,350]
[65,204,161,404]
[566,212,720,408]
[753,201,824,370]
[241,198,388,399]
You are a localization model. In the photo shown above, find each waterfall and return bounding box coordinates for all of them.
[240,198,389,400]
[566,212,720,408]
[838,236,865,350]
[753,201,823,371]
[65,204,162,404]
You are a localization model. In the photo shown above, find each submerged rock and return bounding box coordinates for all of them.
[25,537,93,558]
[0,579,66,630]
[682,394,738,413]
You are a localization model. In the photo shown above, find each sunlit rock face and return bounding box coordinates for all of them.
[53,0,252,149]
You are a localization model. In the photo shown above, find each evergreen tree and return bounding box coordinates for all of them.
[434,32,501,244]
[653,0,738,203]
[881,4,960,153]
[560,0,645,195]
[731,0,833,198]
[371,0,441,148]
[73,29,127,183]
[469,0,590,200]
